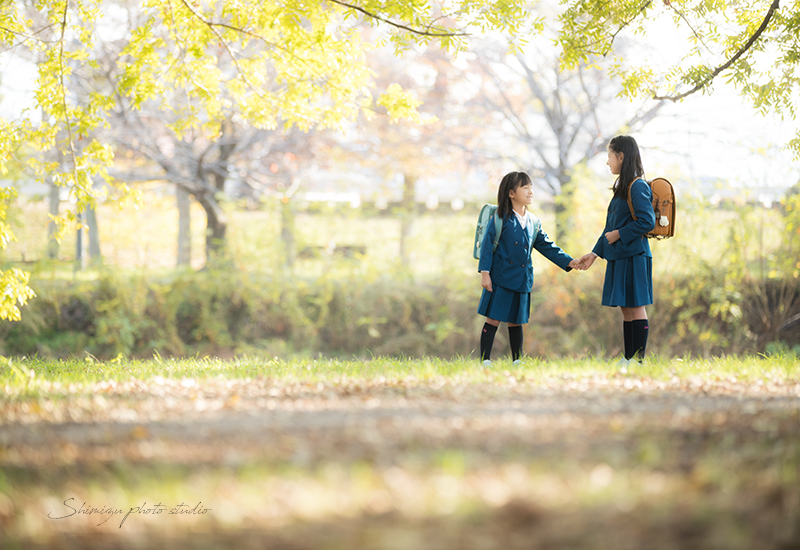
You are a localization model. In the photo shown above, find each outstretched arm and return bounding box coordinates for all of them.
[533,229,575,271]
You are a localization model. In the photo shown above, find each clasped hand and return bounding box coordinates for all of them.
[570,253,597,271]
[481,253,598,283]
[571,231,618,270]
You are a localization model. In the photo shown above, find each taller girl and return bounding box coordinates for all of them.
[579,136,656,364]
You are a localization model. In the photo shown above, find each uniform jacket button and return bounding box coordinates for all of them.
[514,242,518,246]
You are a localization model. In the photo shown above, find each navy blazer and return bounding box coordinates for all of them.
[592,179,656,261]
[478,212,573,293]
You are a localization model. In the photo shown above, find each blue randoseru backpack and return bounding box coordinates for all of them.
[473,205,502,260]
[473,204,542,260]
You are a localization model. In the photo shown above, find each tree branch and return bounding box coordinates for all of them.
[177,0,271,101]
[56,1,83,197]
[0,23,59,51]
[605,0,652,55]
[573,0,652,57]
[473,54,538,145]
[107,170,169,184]
[666,2,713,54]
[326,0,467,38]
[654,0,781,101]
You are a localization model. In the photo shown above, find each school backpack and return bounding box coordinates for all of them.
[473,204,503,259]
[473,205,542,259]
[627,177,676,240]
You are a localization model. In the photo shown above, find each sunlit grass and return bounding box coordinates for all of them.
[2,355,798,401]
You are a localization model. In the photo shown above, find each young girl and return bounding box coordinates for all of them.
[578,135,656,364]
[477,171,581,366]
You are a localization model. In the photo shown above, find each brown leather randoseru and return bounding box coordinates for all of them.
[627,177,676,239]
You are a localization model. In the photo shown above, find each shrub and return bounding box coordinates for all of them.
[1,267,799,360]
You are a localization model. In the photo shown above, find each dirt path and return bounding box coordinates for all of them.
[2,375,799,465]
[2,374,800,549]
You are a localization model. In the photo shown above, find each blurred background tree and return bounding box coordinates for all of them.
[462,32,666,240]
[0,0,534,310]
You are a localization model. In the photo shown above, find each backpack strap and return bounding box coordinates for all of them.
[626,178,642,221]
[491,213,503,253]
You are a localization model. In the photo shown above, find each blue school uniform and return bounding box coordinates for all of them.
[477,211,573,324]
[592,179,656,307]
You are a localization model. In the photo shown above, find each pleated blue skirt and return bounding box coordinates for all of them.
[602,254,653,308]
[477,285,530,324]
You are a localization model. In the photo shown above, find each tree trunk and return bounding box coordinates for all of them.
[553,169,574,244]
[200,197,226,264]
[177,185,191,267]
[281,199,296,268]
[196,190,227,265]
[47,180,59,260]
[202,119,235,264]
[85,205,102,266]
[399,173,417,268]
[47,109,62,260]
[75,212,85,271]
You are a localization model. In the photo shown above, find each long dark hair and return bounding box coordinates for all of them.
[497,171,531,219]
[609,135,645,200]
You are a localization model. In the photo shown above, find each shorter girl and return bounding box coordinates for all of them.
[477,171,581,366]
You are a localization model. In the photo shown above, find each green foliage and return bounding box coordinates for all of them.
[0,187,35,320]
[0,269,472,358]
[1,264,798,360]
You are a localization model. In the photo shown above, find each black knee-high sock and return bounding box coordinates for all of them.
[508,325,523,361]
[624,321,633,360]
[480,323,498,361]
[631,319,649,360]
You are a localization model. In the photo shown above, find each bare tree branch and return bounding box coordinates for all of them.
[654,0,781,101]
[474,55,541,148]
[107,170,169,184]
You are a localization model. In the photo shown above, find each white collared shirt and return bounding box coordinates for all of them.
[513,208,530,230]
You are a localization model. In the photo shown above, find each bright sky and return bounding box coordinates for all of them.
[624,85,798,195]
